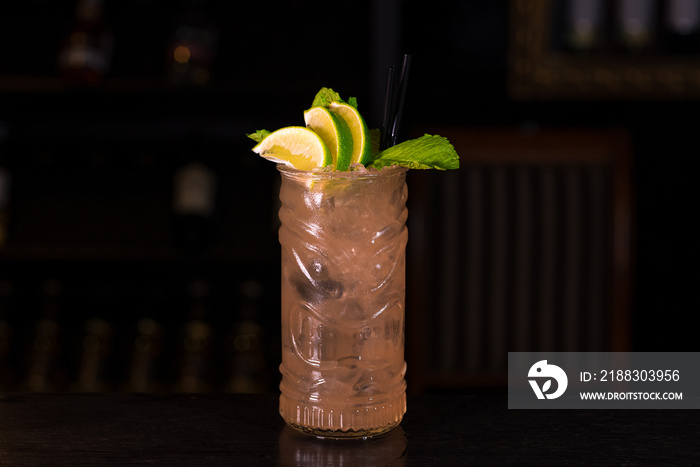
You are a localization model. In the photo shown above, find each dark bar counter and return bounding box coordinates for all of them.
[0,393,697,465]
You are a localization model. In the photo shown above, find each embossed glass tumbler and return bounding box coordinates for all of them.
[277,165,408,439]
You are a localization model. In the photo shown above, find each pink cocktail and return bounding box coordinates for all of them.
[277,165,408,438]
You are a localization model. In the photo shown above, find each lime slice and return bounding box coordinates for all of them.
[252,126,331,170]
[329,102,372,166]
[304,106,354,171]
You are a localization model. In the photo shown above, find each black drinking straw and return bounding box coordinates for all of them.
[380,65,397,151]
[389,54,412,147]
[380,54,412,150]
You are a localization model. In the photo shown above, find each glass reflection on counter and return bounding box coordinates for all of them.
[278,425,407,467]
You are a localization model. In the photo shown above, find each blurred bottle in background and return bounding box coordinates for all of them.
[565,0,605,51]
[225,279,268,393]
[617,0,657,51]
[21,280,66,392]
[57,0,114,84]
[73,317,115,392]
[663,0,700,53]
[0,280,15,391]
[172,160,218,252]
[124,317,165,393]
[166,0,219,85]
[174,279,214,393]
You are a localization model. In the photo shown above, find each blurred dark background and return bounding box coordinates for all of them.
[0,0,697,394]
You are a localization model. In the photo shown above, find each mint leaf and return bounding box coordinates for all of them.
[310,88,360,109]
[368,134,460,170]
[311,87,345,108]
[247,129,271,143]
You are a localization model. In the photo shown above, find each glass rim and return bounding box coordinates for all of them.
[276,164,408,180]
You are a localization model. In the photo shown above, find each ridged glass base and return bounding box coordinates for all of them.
[279,393,406,439]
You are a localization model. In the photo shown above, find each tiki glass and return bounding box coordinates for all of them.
[277,165,408,439]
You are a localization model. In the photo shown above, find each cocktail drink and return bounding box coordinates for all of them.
[247,86,458,439]
[277,165,409,438]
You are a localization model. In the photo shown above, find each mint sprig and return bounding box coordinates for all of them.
[311,87,358,109]
[368,134,460,170]
[247,129,271,143]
